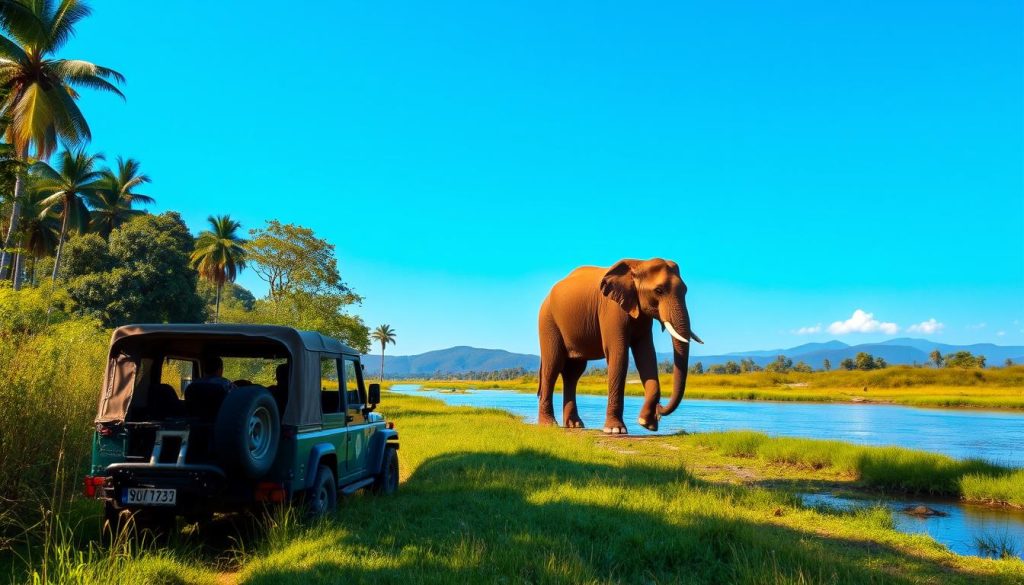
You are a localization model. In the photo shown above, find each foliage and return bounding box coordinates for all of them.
[708,360,741,374]
[87,156,153,238]
[822,358,831,371]
[764,354,792,373]
[944,351,987,369]
[371,323,397,380]
[688,360,704,375]
[0,280,71,334]
[191,215,246,323]
[792,360,813,373]
[930,349,943,368]
[198,279,255,311]
[62,213,204,326]
[247,220,353,300]
[0,0,124,282]
[219,292,370,353]
[30,148,106,279]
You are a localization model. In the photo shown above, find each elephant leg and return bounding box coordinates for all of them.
[603,344,629,434]
[537,310,565,427]
[632,334,661,431]
[561,358,587,428]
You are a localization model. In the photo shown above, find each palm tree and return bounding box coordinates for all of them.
[19,185,58,284]
[88,157,153,238]
[191,215,247,323]
[0,0,124,288]
[371,324,396,382]
[31,148,104,281]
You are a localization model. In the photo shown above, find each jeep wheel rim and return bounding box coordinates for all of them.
[248,406,272,460]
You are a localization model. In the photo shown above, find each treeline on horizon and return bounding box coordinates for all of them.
[0,3,371,351]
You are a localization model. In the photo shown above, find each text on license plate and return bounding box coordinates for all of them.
[123,488,176,506]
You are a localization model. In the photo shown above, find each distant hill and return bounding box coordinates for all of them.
[364,346,539,377]
[368,338,1024,377]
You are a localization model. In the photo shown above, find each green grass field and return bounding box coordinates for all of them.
[413,366,1024,410]
[5,392,1024,584]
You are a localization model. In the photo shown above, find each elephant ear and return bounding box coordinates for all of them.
[600,260,640,319]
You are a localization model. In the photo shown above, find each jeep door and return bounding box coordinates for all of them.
[340,356,371,481]
[318,357,348,473]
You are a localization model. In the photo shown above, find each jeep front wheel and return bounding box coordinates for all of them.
[371,447,399,495]
[214,386,280,479]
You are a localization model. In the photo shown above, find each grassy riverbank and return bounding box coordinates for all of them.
[411,366,1024,409]
[5,392,1024,584]
[689,431,1024,508]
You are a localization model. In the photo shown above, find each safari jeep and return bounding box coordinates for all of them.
[83,324,399,533]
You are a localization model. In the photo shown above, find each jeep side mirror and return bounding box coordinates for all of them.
[367,383,381,406]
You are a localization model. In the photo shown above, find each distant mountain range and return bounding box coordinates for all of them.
[365,338,1024,376]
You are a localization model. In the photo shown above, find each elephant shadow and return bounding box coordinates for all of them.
[240,449,999,585]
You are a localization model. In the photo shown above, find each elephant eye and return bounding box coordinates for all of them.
[654,286,665,296]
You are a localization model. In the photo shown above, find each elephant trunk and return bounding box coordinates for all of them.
[657,310,692,418]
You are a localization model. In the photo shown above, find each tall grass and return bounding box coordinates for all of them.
[691,431,1024,506]
[0,319,108,527]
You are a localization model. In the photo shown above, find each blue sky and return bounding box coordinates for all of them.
[68,1,1022,355]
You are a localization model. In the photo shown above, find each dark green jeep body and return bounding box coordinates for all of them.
[85,324,399,526]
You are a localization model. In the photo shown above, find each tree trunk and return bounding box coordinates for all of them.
[51,209,69,283]
[215,281,222,323]
[12,248,23,290]
[0,173,26,283]
[380,342,385,382]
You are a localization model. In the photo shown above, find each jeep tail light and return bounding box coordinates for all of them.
[386,422,394,430]
[255,482,287,504]
[83,476,106,498]
[97,425,114,437]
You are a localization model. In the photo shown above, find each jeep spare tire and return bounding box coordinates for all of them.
[214,386,280,478]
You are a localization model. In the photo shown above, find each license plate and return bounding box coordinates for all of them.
[123,488,176,506]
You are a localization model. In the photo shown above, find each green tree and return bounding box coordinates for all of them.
[371,324,396,382]
[688,361,704,375]
[30,148,105,281]
[0,0,125,288]
[873,356,887,369]
[764,355,792,373]
[792,361,813,374]
[191,215,246,323]
[943,351,984,369]
[822,358,831,372]
[247,220,352,303]
[929,349,943,368]
[739,358,760,373]
[1006,358,1014,368]
[855,352,876,371]
[198,280,255,312]
[840,358,856,371]
[62,213,203,325]
[17,186,58,284]
[88,156,153,238]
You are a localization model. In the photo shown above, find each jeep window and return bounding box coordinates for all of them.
[160,358,196,398]
[221,357,287,387]
[320,357,341,414]
[343,357,365,407]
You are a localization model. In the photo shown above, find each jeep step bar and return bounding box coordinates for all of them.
[340,477,374,496]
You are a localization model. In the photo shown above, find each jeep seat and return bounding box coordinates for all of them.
[184,382,230,421]
[148,383,186,419]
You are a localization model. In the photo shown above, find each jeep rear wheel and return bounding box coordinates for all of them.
[214,386,280,479]
[371,447,399,495]
[306,465,337,518]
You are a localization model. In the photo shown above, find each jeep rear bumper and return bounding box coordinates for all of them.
[101,463,227,514]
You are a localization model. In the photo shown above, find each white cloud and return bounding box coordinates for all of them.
[967,322,987,330]
[827,309,899,335]
[794,324,822,335]
[997,330,1006,337]
[907,318,944,335]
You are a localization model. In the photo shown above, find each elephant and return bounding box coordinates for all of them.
[537,258,701,434]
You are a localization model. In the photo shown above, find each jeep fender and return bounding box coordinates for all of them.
[367,429,399,476]
[305,443,337,488]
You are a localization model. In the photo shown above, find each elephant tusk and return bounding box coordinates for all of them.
[663,321,689,344]
[690,331,704,344]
